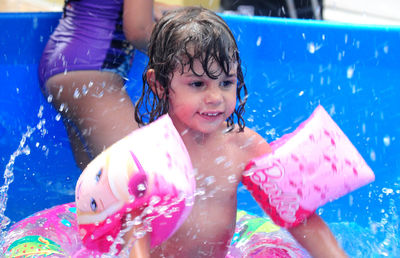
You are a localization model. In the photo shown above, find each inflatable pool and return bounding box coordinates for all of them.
[1,12,400,256]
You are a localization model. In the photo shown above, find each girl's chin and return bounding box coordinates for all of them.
[169,113,227,135]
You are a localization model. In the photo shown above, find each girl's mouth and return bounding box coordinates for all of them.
[199,112,223,120]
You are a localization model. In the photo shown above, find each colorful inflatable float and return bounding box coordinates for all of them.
[2,106,374,257]
[2,203,309,257]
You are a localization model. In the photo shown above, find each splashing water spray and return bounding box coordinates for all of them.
[0,106,48,241]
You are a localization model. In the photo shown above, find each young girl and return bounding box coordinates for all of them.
[134,6,347,257]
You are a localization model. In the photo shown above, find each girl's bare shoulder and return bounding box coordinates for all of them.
[227,125,272,158]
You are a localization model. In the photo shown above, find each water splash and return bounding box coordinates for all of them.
[0,106,48,240]
[330,197,399,257]
[102,193,192,257]
[0,126,35,232]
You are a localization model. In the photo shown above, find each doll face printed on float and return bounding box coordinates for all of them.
[167,59,238,135]
[75,152,118,216]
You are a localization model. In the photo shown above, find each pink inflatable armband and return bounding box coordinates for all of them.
[75,115,195,253]
[242,105,375,228]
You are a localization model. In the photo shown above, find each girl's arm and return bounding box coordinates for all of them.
[288,213,347,258]
[242,129,346,257]
[123,0,180,52]
[123,208,151,257]
[128,233,151,258]
[123,0,155,52]
[153,2,182,21]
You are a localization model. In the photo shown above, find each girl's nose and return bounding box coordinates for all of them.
[205,88,223,105]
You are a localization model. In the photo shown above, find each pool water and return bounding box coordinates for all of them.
[1,12,400,257]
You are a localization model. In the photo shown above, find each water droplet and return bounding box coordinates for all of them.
[382,188,393,195]
[224,160,233,168]
[82,85,89,95]
[215,156,226,164]
[133,216,142,226]
[228,174,237,183]
[149,196,161,205]
[370,149,376,162]
[351,84,356,94]
[307,42,315,53]
[307,42,321,54]
[59,103,65,112]
[185,195,195,206]
[32,17,38,29]
[57,86,64,99]
[349,194,354,206]
[37,105,44,118]
[256,36,262,46]
[347,66,355,79]
[93,90,104,98]
[73,88,81,99]
[134,229,147,239]
[195,188,205,196]
[164,212,173,218]
[265,128,276,138]
[383,45,389,54]
[204,176,215,186]
[137,183,146,192]
[383,135,391,146]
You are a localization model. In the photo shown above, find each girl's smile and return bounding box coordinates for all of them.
[198,111,224,121]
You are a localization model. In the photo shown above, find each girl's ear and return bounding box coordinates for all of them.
[146,69,164,98]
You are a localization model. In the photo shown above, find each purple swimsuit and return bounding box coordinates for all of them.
[38,0,135,86]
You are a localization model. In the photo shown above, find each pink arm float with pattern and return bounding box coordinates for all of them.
[75,115,195,253]
[242,105,375,228]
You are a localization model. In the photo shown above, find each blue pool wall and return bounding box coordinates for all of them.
[1,12,399,227]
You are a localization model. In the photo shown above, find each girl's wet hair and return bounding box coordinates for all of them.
[135,6,248,132]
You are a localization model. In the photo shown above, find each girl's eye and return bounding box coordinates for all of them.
[189,81,204,88]
[95,169,102,182]
[90,198,97,211]
[220,80,234,88]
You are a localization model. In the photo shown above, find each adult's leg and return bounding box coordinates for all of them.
[44,70,139,170]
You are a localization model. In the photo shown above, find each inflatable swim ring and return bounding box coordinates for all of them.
[242,105,375,228]
[2,203,308,257]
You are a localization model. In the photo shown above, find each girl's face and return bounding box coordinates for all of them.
[167,59,237,135]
